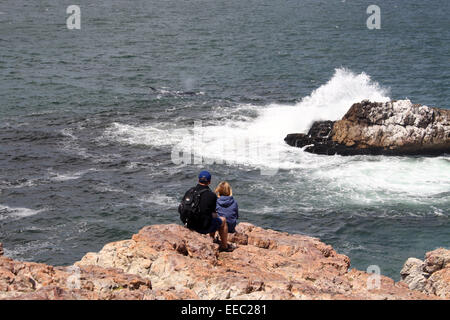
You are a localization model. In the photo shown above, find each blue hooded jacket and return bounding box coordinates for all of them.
[216,196,238,232]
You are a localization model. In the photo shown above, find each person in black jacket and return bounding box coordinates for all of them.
[184,170,232,252]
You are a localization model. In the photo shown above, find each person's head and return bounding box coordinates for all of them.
[198,170,212,185]
[215,181,232,197]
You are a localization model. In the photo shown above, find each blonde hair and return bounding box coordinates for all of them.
[215,181,232,197]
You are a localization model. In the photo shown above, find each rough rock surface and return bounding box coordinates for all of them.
[401,248,450,298]
[285,100,450,156]
[76,223,436,300]
[285,121,357,155]
[0,224,442,300]
[0,256,153,300]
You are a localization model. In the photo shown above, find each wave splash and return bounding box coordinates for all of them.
[105,68,390,169]
[102,68,450,204]
[251,67,390,138]
[0,205,44,221]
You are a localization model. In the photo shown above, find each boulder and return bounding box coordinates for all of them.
[400,258,428,291]
[401,248,450,298]
[285,100,450,156]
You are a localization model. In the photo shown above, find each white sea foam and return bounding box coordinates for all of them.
[3,241,55,261]
[0,205,44,221]
[103,123,188,147]
[103,68,450,207]
[104,68,390,169]
[311,156,450,204]
[0,179,37,189]
[93,183,127,194]
[138,192,179,208]
[49,168,98,182]
[59,128,93,159]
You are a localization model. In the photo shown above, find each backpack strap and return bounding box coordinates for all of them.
[193,188,208,205]
[197,189,209,195]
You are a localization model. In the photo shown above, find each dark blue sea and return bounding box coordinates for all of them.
[0,0,449,280]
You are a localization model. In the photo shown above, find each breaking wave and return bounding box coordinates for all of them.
[102,68,450,206]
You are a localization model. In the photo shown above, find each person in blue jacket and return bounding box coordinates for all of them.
[214,181,238,233]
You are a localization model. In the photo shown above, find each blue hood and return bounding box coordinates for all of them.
[216,196,239,224]
[216,196,235,208]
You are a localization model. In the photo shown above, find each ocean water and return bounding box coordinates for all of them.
[0,0,449,280]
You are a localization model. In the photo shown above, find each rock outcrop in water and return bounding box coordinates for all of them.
[285,100,450,156]
[0,225,442,300]
[400,248,450,299]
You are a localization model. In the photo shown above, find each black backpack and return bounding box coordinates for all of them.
[178,187,209,229]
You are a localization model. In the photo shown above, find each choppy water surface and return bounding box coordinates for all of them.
[0,0,449,279]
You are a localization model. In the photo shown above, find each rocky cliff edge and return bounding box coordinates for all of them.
[0,224,446,300]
